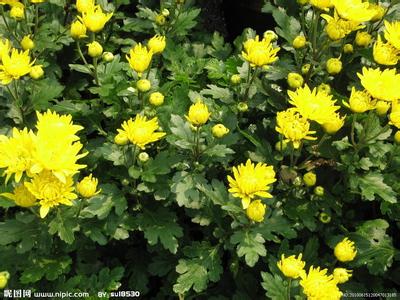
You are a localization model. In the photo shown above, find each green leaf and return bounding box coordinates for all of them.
[168,114,194,150]
[172,8,201,37]
[204,58,226,80]
[260,272,287,300]
[30,78,64,110]
[258,210,297,242]
[69,64,92,75]
[173,242,222,294]
[201,84,233,103]
[171,171,208,209]
[48,211,77,244]
[203,144,235,158]
[136,207,183,254]
[208,32,232,60]
[21,256,72,283]
[230,230,266,267]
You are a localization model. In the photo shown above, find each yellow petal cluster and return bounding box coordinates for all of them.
[246,199,266,222]
[344,87,375,113]
[0,48,34,84]
[70,20,87,39]
[300,266,342,300]
[384,21,400,50]
[2,184,37,207]
[322,11,363,41]
[76,0,94,13]
[116,115,166,149]
[322,113,345,134]
[186,101,211,126]
[309,0,332,11]
[126,43,153,76]
[227,159,276,209]
[79,5,112,33]
[275,108,317,149]
[358,67,400,102]
[277,253,306,279]
[148,34,166,54]
[76,174,101,198]
[373,35,399,66]
[332,0,376,22]
[333,268,352,284]
[334,237,357,262]
[242,35,280,67]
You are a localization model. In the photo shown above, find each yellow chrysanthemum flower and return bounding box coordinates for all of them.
[275,108,317,149]
[76,174,101,198]
[0,0,19,5]
[0,48,34,85]
[389,101,400,129]
[322,113,345,134]
[288,84,340,124]
[246,199,266,222]
[309,0,332,10]
[384,21,400,50]
[322,11,363,41]
[333,268,352,284]
[373,35,399,66]
[10,2,25,20]
[79,5,112,33]
[375,100,390,116]
[332,0,376,22]
[242,35,280,67]
[116,115,166,149]
[148,34,166,54]
[29,0,45,3]
[30,110,87,183]
[227,159,276,209]
[70,20,87,39]
[334,237,357,262]
[300,266,342,300]
[126,43,153,76]
[0,128,35,183]
[25,171,77,218]
[277,253,306,279]
[186,101,211,126]
[0,39,11,61]
[343,87,375,113]
[369,3,386,22]
[358,67,400,102]
[76,0,94,13]
[2,184,37,207]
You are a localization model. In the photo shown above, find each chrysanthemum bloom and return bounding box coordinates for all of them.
[277,253,306,279]
[30,65,44,79]
[355,31,372,47]
[149,92,164,106]
[79,5,112,33]
[2,184,37,207]
[326,58,342,75]
[287,72,304,89]
[246,199,266,222]
[212,124,229,138]
[333,268,352,284]
[76,0,94,13]
[358,67,400,102]
[322,113,345,134]
[309,0,332,10]
[30,110,87,183]
[227,159,276,209]
[87,41,103,58]
[0,49,34,84]
[373,36,399,66]
[70,20,87,39]
[275,108,317,149]
[0,128,35,183]
[384,21,400,50]
[300,266,342,300]
[369,3,386,22]
[186,101,211,126]
[334,237,357,262]
[288,84,340,124]
[332,0,376,22]
[9,2,24,20]
[25,171,77,218]
[292,35,306,49]
[322,11,363,41]
[344,87,375,113]
[76,174,101,198]
[0,0,19,5]
[242,35,280,67]
[0,39,11,62]
[116,115,166,149]
[126,43,153,76]
[148,35,166,54]
[375,100,390,116]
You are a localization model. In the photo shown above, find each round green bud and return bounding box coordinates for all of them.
[314,186,325,196]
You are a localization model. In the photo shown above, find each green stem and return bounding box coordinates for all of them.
[76,41,90,66]
[287,278,292,300]
[75,199,85,217]
[243,65,258,102]
[193,126,201,161]
[350,114,358,151]
[93,57,100,85]
[0,6,20,44]
[34,4,39,35]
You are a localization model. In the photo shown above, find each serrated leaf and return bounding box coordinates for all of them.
[230,231,266,267]
[203,144,235,158]
[261,272,287,300]
[201,84,233,103]
[350,172,396,204]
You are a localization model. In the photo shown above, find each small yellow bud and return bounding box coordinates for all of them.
[326,58,342,75]
[293,35,306,49]
[334,237,357,262]
[237,102,248,112]
[303,171,316,187]
[322,114,345,134]
[76,0,95,13]
[317,83,331,95]
[246,200,266,222]
[87,41,103,58]
[370,4,386,22]
[355,31,372,47]
[293,176,302,186]
[230,74,241,85]
[394,131,400,144]
[263,30,278,41]
[333,268,352,284]
[287,72,304,89]
[148,35,166,54]
[138,152,150,162]
[149,92,164,106]
[114,133,129,145]
[301,64,311,75]
[21,35,34,50]
[314,186,324,196]
[277,254,306,279]
[102,51,114,62]
[76,174,101,198]
[343,43,354,54]
[155,14,166,25]
[0,271,10,289]
[275,140,288,151]
[186,101,211,126]
[30,65,44,80]
[161,8,170,17]
[212,124,229,138]
[319,212,331,223]
[70,20,87,39]
[10,3,25,20]
[137,79,151,92]
[375,101,390,116]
